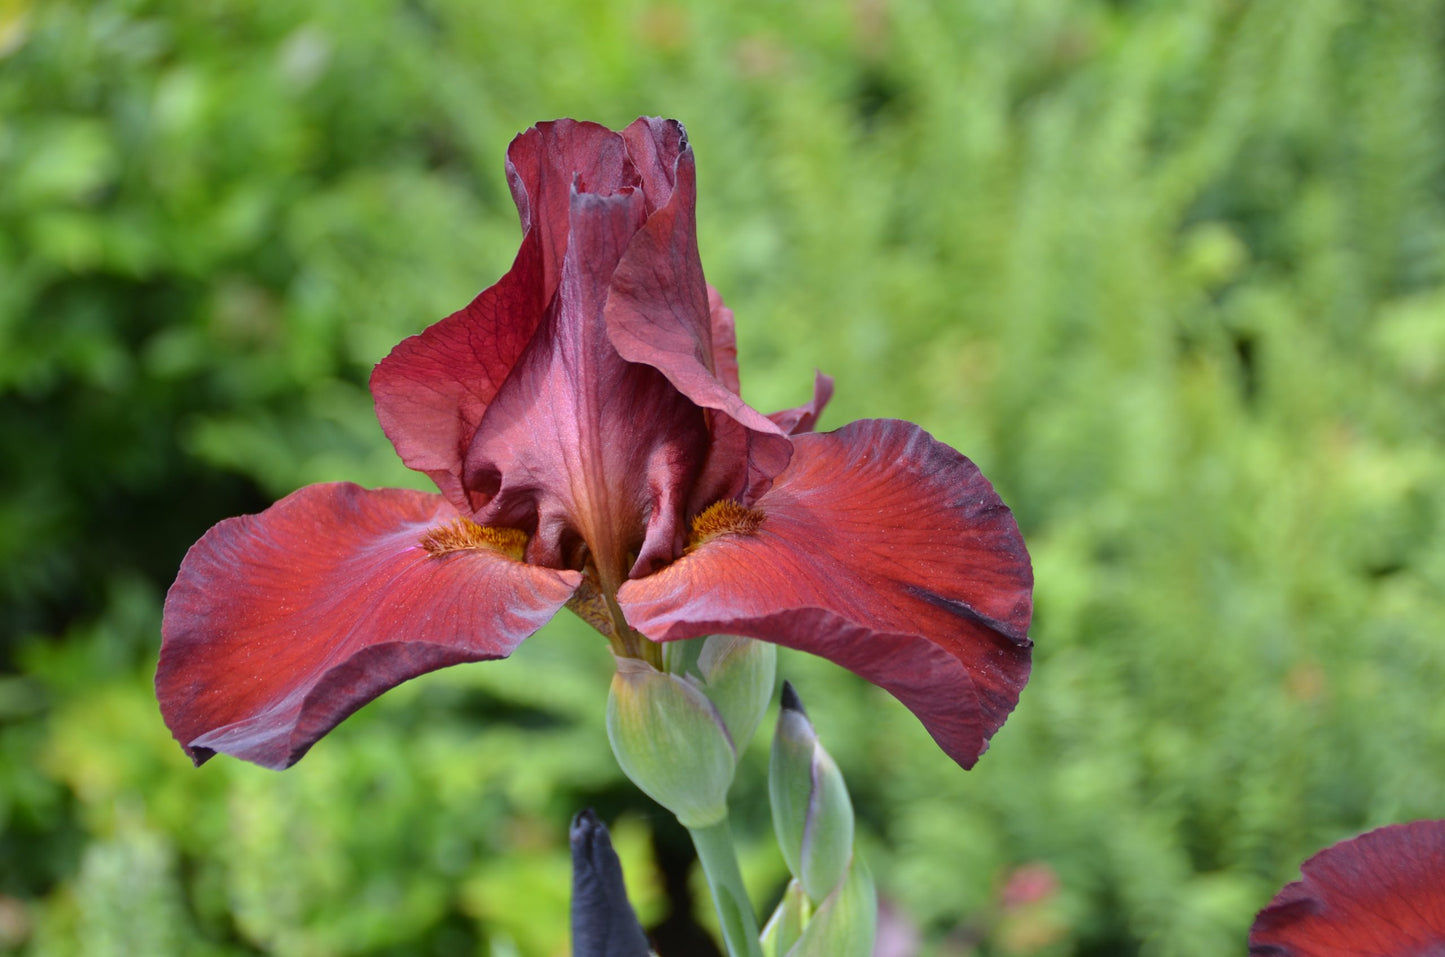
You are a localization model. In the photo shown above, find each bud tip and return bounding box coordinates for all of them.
[781,680,806,716]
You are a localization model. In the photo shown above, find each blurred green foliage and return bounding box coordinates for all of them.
[3,0,1444,954]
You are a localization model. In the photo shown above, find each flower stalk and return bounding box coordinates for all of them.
[688,818,765,957]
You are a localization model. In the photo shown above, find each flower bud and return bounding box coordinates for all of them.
[569,809,651,957]
[759,878,810,957]
[695,635,777,755]
[769,682,855,902]
[606,656,735,828]
[787,854,876,957]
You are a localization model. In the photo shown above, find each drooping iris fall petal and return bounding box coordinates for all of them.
[1248,820,1445,957]
[157,483,580,769]
[618,419,1033,769]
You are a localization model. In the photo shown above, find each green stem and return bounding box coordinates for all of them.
[687,817,764,957]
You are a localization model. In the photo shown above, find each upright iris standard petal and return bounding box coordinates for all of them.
[464,182,709,584]
[505,120,637,295]
[602,120,794,504]
[370,120,639,516]
[617,419,1033,769]
[369,235,547,514]
[705,285,741,395]
[157,483,580,769]
[688,287,831,511]
[1248,820,1445,956]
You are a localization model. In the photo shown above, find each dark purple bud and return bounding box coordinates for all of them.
[570,809,652,957]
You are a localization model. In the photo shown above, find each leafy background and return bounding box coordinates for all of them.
[3,0,1444,954]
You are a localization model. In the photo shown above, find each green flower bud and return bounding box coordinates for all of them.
[769,682,855,902]
[787,855,876,957]
[759,878,810,957]
[696,635,777,755]
[606,657,736,828]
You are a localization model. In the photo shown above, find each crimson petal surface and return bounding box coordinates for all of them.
[370,235,547,514]
[370,120,634,514]
[463,183,708,583]
[1249,820,1445,957]
[618,419,1033,768]
[157,482,579,769]
[603,121,793,502]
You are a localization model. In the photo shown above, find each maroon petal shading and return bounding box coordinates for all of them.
[464,182,709,586]
[604,119,793,500]
[688,287,827,513]
[618,419,1033,769]
[370,234,547,514]
[507,120,637,296]
[1249,820,1445,957]
[371,120,635,514]
[157,483,580,769]
[687,283,829,509]
[706,285,741,396]
[768,370,834,435]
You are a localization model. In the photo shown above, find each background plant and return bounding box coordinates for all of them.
[1,0,1443,955]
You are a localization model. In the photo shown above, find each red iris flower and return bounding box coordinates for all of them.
[157,117,1033,772]
[1249,820,1445,956]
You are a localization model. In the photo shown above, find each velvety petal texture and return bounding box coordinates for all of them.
[157,483,580,769]
[159,116,1036,775]
[601,123,792,491]
[370,121,633,515]
[463,176,707,585]
[1249,820,1445,957]
[373,118,793,585]
[618,419,1033,769]
[368,233,546,515]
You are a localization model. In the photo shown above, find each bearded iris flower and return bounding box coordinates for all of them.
[1249,820,1445,956]
[157,117,1033,772]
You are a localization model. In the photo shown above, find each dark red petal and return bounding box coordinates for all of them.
[618,419,1033,769]
[506,119,635,297]
[684,286,755,511]
[370,233,547,513]
[1249,820,1445,956]
[687,289,829,509]
[603,123,793,500]
[157,483,579,769]
[706,285,741,396]
[465,185,708,586]
[619,116,688,216]
[768,371,834,435]
[371,120,637,513]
